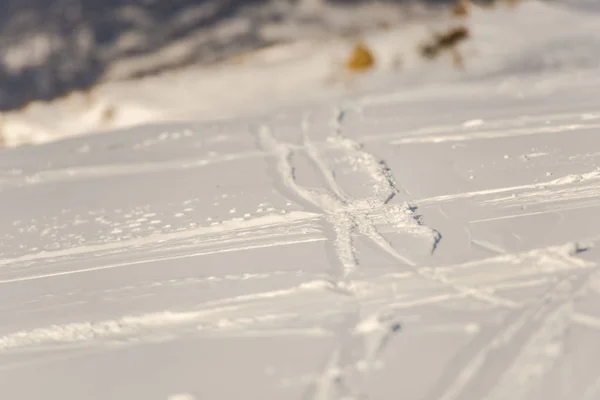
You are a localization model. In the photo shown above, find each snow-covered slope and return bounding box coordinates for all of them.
[2,43,600,400]
[1,1,600,399]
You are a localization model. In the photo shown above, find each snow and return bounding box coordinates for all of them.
[1,1,600,399]
[3,0,600,147]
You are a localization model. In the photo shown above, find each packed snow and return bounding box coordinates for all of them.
[1,1,600,399]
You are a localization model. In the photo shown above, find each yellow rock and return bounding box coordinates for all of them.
[345,41,375,72]
[451,0,470,18]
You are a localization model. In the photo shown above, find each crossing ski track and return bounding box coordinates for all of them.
[2,5,600,400]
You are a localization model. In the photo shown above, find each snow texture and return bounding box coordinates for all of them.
[1,1,600,399]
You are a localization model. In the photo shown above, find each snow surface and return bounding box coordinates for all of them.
[1,1,600,399]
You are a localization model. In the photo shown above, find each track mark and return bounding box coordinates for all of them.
[309,310,403,400]
[258,113,439,278]
[415,169,600,206]
[258,107,566,400]
[1,152,265,189]
[0,281,344,353]
[0,211,320,268]
[259,108,441,400]
[392,123,600,144]
[355,109,600,144]
[433,266,596,400]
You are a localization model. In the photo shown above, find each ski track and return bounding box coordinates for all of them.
[0,151,266,189]
[433,265,598,400]
[0,240,598,400]
[391,122,600,145]
[258,107,439,399]
[0,211,322,270]
[0,281,337,353]
[356,110,600,144]
[0,243,594,351]
[414,170,600,206]
[6,110,598,191]
[0,237,325,285]
[256,106,571,399]
[257,109,428,278]
[0,269,307,311]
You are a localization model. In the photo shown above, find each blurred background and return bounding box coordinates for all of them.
[0,0,481,111]
[1,0,597,147]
